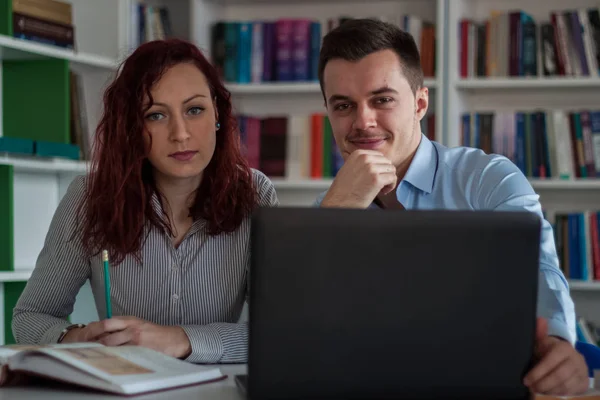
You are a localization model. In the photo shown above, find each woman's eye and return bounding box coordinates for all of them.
[188,107,204,115]
[146,112,164,121]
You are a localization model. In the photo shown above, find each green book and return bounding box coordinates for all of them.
[0,0,12,36]
[0,165,13,272]
[3,59,70,144]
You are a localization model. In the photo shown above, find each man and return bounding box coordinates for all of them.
[315,18,588,396]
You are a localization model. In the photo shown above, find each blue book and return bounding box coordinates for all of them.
[35,141,80,160]
[515,112,526,175]
[461,113,470,146]
[309,22,321,81]
[237,22,252,83]
[0,137,34,155]
[224,22,239,82]
[568,214,581,280]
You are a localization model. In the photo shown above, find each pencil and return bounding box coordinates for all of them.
[102,250,112,318]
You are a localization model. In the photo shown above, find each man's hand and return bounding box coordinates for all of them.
[61,317,192,359]
[524,318,589,396]
[321,150,397,209]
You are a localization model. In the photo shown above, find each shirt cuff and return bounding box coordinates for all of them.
[41,321,72,344]
[548,317,576,346]
[180,325,224,364]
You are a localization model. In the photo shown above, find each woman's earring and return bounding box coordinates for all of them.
[216,122,221,130]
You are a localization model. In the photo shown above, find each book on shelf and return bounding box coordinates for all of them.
[69,70,91,160]
[129,1,172,50]
[459,7,600,78]
[553,211,600,282]
[237,113,435,181]
[577,316,600,346]
[0,342,224,395]
[461,110,600,180]
[211,15,435,85]
[4,0,75,50]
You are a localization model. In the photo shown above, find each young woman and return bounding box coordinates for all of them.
[12,38,278,364]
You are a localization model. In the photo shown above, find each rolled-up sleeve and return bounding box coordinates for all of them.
[477,157,576,344]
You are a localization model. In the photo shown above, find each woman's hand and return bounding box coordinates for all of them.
[61,317,192,359]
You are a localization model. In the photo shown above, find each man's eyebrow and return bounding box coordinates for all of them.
[327,87,399,104]
[327,94,351,104]
[370,86,398,95]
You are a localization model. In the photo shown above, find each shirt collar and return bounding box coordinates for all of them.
[150,191,206,238]
[399,133,437,195]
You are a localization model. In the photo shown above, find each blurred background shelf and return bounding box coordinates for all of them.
[455,77,600,90]
[0,154,88,174]
[0,35,117,70]
[227,78,438,94]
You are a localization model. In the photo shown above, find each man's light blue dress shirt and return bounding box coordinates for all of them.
[314,133,576,344]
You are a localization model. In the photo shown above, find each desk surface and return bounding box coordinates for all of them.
[0,365,247,400]
[0,364,598,400]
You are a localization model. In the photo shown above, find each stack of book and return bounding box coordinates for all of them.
[554,211,600,283]
[10,0,75,50]
[129,1,173,49]
[211,15,436,84]
[458,8,600,78]
[237,112,436,180]
[461,109,600,180]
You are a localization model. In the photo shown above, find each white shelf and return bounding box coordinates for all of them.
[569,280,600,291]
[455,77,600,90]
[0,271,32,282]
[227,82,321,94]
[271,178,333,190]
[211,0,430,4]
[227,79,437,94]
[0,35,117,70]
[529,179,600,190]
[0,154,89,174]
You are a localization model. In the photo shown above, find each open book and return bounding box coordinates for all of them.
[0,342,225,395]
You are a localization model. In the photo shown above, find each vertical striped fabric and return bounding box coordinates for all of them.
[12,169,279,363]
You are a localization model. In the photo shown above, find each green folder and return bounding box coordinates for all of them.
[3,59,70,145]
[0,165,13,272]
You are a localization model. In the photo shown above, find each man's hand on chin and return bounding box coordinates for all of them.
[523,318,589,396]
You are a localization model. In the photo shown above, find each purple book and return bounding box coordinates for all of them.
[570,11,590,75]
[262,22,276,82]
[276,19,294,81]
[292,19,311,81]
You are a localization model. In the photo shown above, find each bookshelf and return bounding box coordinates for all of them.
[446,0,600,330]
[183,0,445,206]
[455,77,600,90]
[0,0,130,344]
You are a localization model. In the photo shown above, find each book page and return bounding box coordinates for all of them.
[51,347,154,376]
[30,345,223,393]
[0,343,105,387]
[0,342,104,363]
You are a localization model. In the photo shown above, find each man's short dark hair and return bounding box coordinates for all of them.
[318,18,424,97]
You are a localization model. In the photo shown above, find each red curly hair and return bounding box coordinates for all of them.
[76,38,257,265]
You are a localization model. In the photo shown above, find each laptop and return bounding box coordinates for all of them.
[238,207,541,400]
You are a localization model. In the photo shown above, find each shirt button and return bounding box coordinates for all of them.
[172,294,179,300]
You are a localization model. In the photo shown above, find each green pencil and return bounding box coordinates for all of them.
[102,250,112,318]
